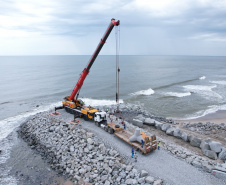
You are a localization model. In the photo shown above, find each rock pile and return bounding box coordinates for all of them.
[19,112,163,185]
[131,114,226,162]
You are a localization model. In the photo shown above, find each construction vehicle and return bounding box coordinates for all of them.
[97,120,157,154]
[55,18,120,122]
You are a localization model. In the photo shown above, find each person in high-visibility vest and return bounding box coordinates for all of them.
[131,147,134,158]
[158,141,161,150]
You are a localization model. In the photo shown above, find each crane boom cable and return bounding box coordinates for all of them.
[115,25,120,110]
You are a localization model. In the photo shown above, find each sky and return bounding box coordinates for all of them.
[0,0,226,56]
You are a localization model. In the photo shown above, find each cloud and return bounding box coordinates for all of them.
[0,0,226,55]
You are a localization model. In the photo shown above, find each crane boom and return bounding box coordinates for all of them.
[69,18,120,101]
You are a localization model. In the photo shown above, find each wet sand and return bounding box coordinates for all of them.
[177,110,226,124]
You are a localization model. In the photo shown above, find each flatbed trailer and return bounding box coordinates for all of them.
[107,122,157,154]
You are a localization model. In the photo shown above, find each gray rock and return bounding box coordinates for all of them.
[173,128,182,138]
[155,121,163,129]
[140,170,148,177]
[192,160,202,168]
[190,137,201,148]
[203,149,217,160]
[161,123,170,131]
[209,141,222,153]
[125,179,133,184]
[70,145,75,152]
[135,114,145,122]
[138,178,145,184]
[181,132,188,142]
[200,140,210,152]
[132,119,144,128]
[144,118,155,126]
[187,134,193,142]
[49,126,55,132]
[166,127,176,136]
[201,161,213,173]
[87,138,94,145]
[153,179,163,185]
[218,147,226,161]
[145,176,155,184]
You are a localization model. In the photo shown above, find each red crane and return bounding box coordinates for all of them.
[61,18,120,116]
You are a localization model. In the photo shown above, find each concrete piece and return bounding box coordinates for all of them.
[218,147,226,161]
[132,119,144,128]
[129,128,144,144]
[144,118,155,126]
[209,141,223,153]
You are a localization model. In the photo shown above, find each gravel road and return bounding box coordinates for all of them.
[56,109,225,185]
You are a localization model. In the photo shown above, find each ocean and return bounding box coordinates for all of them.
[0,55,226,183]
[1,55,226,139]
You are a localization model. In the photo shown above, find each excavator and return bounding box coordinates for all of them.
[55,18,120,121]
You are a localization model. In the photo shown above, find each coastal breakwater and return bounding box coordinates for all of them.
[18,111,163,185]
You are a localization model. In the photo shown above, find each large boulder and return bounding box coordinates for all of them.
[132,119,143,128]
[218,147,226,161]
[190,137,202,148]
[173,128,182,138]
[181,132,188,142]
[161,123,170,132]
[145,176,155,184]
[135,114,145,122]
[155,121,163,129]
[140,170,148,177]
[203,149,217,160]
[200,140,211,152]
[209,141,223,153]
[166,127,176,136]
[144,118,155,126]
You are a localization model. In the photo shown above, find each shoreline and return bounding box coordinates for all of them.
[176,110,226,124]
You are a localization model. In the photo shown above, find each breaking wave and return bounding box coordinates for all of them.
[199,76,206,80]
[164,92,191,98]
[130,88,155,96]
[82,98,123,106]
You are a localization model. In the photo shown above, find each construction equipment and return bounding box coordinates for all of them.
[98,121,157,154]
[55,19,120,122]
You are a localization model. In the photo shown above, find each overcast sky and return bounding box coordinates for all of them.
[1,0,226,56]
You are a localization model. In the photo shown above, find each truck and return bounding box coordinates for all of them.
[55,18,120,123]
[97,120,157,154]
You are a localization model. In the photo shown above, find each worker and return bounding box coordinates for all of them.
[124,122,126,130]
[134,152,138,162]
[158,141,161,150]
[131,147,134,158]
[141,139,144,148]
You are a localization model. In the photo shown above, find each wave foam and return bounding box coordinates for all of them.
[0,101,62,141]
[82,98,123,106]
[210,81,226,85]
[183,85,222,99]
[130,88,155,96]
[199,76,206,80]
[165,92,191,98]
[180,104,226,120]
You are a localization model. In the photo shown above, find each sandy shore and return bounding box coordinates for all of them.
[177,110,226,124]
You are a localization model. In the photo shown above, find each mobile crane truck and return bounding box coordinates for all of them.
[55,18,120,123]
[55,19,157,154]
